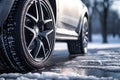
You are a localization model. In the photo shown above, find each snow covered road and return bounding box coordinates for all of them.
[0,42,120,80]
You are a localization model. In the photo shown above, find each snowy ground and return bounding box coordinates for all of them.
[0,34,120,80]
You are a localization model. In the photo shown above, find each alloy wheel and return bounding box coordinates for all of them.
[82,17,89,53]
[23,0,55,62]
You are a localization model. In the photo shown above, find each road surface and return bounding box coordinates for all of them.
[0,42,120,80]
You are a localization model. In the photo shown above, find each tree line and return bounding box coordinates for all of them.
[82,0,120,43]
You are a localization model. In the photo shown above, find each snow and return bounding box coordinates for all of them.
[88,34,120,50]
[0,72,115,80]
[91,34,120,44]
[0,34,120,80]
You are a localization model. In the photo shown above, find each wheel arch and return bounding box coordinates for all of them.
[76,4,89,35]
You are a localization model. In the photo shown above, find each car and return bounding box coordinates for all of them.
[0,0,88,72]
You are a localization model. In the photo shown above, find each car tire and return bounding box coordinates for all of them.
[67,17,88,56]
[1,0,55,72]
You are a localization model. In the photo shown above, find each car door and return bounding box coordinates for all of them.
[56,0,83,39]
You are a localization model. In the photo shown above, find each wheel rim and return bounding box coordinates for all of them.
[23,0,55,62]
[82,17,89,53]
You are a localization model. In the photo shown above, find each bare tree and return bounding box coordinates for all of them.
[101,0,109,43]
[91,0,110,43]
[82,0,118,43]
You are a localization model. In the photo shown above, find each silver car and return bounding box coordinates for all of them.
[0,0,89,72]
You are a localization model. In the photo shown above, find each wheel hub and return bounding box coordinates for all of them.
[34,20,44,36]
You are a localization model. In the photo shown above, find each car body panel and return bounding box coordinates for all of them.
[55,0,88,40]
[0,0,15,27]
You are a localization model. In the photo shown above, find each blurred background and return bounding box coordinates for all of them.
[82,0,120,44]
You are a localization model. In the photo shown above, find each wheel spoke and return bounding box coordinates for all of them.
[44,19,52,24]
[33,39,41,58]
[35,0,39,22]
[39,29,54,51]
[25,26,35,34]
[39,29,54,37]
[33,39,46,59]
[26,13,38,23]
[38,0,44,20]
[41,42,46,58]
[37,40,46,58]
[27,35,36,52]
